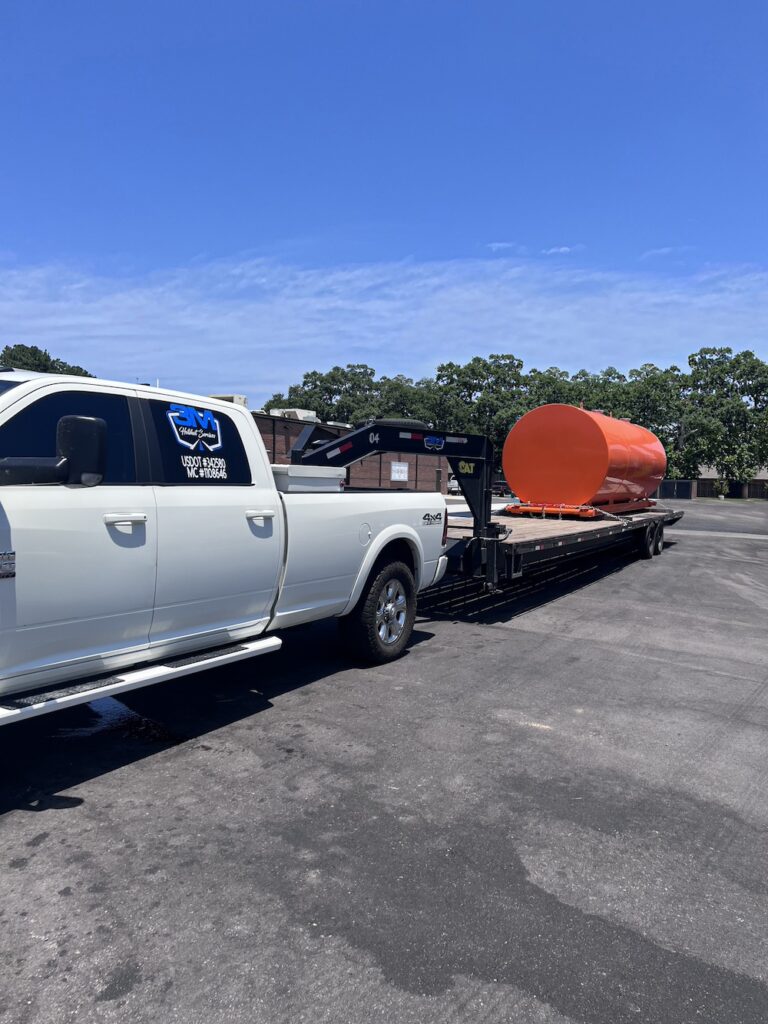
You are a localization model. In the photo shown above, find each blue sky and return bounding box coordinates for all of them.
[1,1,766,402]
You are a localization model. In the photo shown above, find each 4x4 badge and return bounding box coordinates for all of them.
[0,551,16,579]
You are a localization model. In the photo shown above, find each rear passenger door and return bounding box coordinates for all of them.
[0,385,156,684]
[141,397,283,650]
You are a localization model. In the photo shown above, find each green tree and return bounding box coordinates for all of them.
[1,343,93,377]
[431,354,526,450]
[623,363,702,478]
[376,375,428,421]
[523,367,576,408]
[266,346,768,482]
[570,367,631,417]
[265,363,379,424]
[687,347,768,482]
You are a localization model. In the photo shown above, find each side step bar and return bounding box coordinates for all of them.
[0,636,282,727]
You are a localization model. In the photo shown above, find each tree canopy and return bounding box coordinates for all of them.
[1,343,93,378]
[267,346,768,481]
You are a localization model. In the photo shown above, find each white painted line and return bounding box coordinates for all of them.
[675,529,768,541]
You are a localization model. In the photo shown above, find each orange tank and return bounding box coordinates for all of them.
[502,404,667,507]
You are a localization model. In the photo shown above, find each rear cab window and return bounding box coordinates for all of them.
[144,399,252,485]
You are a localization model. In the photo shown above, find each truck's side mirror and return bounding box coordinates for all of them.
[0,455,68,486]
[57,416,107,486]
[0,415,107,487]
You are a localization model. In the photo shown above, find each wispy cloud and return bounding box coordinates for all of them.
[640,245,695,261]
[486,241,526,254]
[0,255,766,404]
[542,244,585,256]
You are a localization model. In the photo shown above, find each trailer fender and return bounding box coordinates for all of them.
[342,526,425,616]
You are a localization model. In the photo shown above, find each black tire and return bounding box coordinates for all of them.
[653,523,664,555]
[339,560,417,664]
[638,523,655,560]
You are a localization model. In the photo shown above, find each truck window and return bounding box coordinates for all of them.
[0,390,136,484]
[145,399,252,485]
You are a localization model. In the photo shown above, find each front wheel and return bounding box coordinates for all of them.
[339,560,416,663]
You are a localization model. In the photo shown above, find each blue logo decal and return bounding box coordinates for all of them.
[167,404,223,452]
[424,435,445,452]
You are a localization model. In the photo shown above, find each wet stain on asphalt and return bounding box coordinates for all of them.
[501,770,768,896]
[269,788,768,1024]
[25,831,50,847]
[95,958,143,1002]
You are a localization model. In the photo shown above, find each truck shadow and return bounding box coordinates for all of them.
[0,544,670,815]
[0,621,434,816]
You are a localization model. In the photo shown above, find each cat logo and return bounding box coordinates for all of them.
[458,460,476,475]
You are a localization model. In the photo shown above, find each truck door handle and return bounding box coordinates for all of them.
[245,509,276,520]
[104,513,148,526]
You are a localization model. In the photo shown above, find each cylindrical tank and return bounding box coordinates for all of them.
[502,404,666,506]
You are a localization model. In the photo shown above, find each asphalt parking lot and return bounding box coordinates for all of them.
[1,500,767,1024]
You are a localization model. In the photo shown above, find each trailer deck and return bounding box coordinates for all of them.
[446,506,683,581]
[446,507,680,544]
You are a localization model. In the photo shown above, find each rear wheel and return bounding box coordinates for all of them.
[339,560,416,663]
[653,523,664,555]
[638,523,655,559]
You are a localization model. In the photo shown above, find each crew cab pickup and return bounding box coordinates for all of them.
[0,369,448,724]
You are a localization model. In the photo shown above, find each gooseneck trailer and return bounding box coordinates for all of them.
[0,369,682,727]
[291,418,683,590]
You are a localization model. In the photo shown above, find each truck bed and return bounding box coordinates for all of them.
[446,506,683,581]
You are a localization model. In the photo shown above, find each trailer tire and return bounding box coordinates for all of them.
[340,560,416,664]
[638,524,655,560]
[653,523,664,555]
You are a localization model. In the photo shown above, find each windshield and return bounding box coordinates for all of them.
[0,380,22,396]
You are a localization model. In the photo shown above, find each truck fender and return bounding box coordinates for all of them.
[341,526,425,616]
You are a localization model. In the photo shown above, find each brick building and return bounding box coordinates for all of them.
[251,412,451,493]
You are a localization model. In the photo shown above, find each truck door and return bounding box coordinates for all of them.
[0,386,156,687]
[141,397,283,650]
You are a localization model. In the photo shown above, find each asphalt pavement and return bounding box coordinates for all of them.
[1,499,767,1024]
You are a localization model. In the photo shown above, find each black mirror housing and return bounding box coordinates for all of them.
[56,416,107,486]
[0,415,107,487]
[0,457,68,486]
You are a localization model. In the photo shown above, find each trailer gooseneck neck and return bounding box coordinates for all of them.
[290,419,506,588]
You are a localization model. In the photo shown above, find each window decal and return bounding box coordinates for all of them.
[148,398,250,485]
[166,404,223,453]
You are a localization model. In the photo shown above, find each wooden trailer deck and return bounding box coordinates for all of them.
[447,507,677,547]
[445,506,683,580]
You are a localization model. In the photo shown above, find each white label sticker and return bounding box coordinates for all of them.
[181,454,229,480]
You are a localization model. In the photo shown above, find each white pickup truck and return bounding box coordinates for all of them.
[0,368,449,725]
